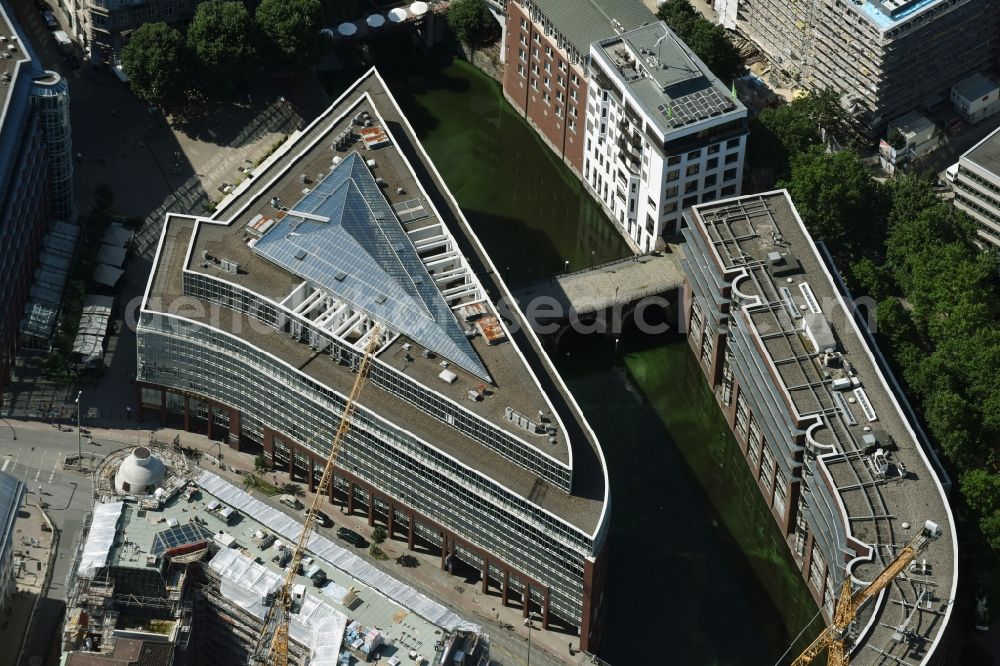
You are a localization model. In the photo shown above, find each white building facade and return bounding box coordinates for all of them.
[0,472,25,623]
[953,124,1000,246]
[583,22,747,251]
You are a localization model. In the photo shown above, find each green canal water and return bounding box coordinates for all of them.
[324,47,820,663]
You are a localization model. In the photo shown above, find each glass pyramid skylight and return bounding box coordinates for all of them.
[253,151,491,382]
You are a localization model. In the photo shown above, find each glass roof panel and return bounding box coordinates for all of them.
[253,152,490,381]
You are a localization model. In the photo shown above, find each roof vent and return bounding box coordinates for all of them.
[294,249,307,261]
[374,294,387,304]
[334,271,347,281]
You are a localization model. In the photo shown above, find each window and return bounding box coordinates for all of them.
[645,214,655,235]
[571,73,579,85]
[773,468,787,518]
[735,393,749,439]
[664,185,678,198]
[706,157,718,170]
[520,33,528,46]
[570,105,577,117]
[689,300,704,339]
[725,152,740,164]
[721,184,736,196]
[685,180,698,194]
[687,149,702,160]
[570,88,577,100]
[727,137,742,149]
[544,76,550,88]
[532,47,539,58]
[682,195,698,208]
[530,78,538,91]
[702,191,716,203]
[555,105,563,118]
[559,60,567,72]
[543,92,550,105]
[708,143,721,154]
[544,61,552,74]
[557,75,565,87]
[518,63,526,78]
[519,48,526,62]
[520,17,527,29]
[663,201,678,213]
[666,169,679,182]
[533,32,540,43]
[531,63,539,75]
[545,45,553,57]
[686,163,700,176]
[556,90,564,103]
[760,445,774,488]
[648,195,656,209]
[569,119,576,132]
[667,155,681,166]
[724,168,737,182]
[809,543,826,590]
[704,173,717,186]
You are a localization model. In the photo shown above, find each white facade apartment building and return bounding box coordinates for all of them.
[583,22,747,252]
[953,123,1000,246]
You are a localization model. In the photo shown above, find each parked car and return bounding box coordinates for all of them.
[336,527,365,547]
[42,11,57,30]
[279,494,302,510]
[311,510,332,528]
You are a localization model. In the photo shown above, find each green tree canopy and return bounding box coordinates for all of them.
[187,0,256,97]
[447,0,494,46]
[961,469,1000,550]
[748,89,846,181]
[656,0,741,80]
[121,23,189,105]
[256,0,323,69]
[779,145,882,253]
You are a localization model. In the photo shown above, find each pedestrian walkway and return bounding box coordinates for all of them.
[2,503,56,666]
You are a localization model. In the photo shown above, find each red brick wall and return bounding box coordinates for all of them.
[502,1,586,175]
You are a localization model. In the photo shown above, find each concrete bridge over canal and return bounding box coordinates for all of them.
[511,245,686,318]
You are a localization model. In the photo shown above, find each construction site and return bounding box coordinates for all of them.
[60,443,489,666]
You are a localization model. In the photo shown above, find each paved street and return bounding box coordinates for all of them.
[1,422,97,666]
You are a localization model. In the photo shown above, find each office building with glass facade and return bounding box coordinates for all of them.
[681,191,957,664]
[136,69,611,652]
[0,0,74,406]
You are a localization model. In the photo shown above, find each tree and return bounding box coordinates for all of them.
[256,0,322,69]
[447,0,493,46]
[254,453,269,474]
[779,146,882,254]
[371,525,387,545]
[187,0,256,97]
[122,23,189,105]
[748,89,847,181]
[961,469,1000,550]
[656,0,741,80]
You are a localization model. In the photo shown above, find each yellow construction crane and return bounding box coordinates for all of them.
[251,326,382,666]
[791,520,942,666]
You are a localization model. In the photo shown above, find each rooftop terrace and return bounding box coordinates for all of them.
[689,192,957,664]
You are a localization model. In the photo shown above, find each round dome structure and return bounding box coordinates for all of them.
[114,447,166,494]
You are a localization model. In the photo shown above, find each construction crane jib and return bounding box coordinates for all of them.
[251,325,383,666]
[790,520,942,666]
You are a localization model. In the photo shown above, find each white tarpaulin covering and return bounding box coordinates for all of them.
[209,548,346,664]
[197,471,480,632]
[73,295,114,363]
[79,501,124,577]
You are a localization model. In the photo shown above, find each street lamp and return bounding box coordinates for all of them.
[74,390,82,462]
[563,259,569,272]
[526,611,538,666]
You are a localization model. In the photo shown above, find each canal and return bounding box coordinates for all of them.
[324,45,820,663]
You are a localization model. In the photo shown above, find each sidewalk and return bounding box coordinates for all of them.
[2,502,56,666]
[146,427,585,665]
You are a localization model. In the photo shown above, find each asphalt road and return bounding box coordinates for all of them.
[1,422,97,666]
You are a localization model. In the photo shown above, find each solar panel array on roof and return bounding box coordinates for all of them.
[657,87,735,128]
[253,152,491,382]
[151,522,214,556]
